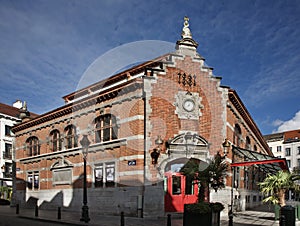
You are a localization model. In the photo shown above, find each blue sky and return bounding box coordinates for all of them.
[0,0,299,135]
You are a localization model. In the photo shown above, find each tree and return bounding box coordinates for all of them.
[258,170,300,207]
[180,152,228,202]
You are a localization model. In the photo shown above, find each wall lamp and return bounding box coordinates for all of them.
[222,138,231,157]
[151,136,163,165]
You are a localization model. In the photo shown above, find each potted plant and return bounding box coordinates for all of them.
[181,153,227,226]
[258,170,300,221]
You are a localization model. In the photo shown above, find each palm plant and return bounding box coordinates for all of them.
[180,152,228,202]
[258,170,300,207]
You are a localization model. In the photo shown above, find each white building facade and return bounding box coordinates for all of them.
[264,129,300,200]
[0,102,22,187]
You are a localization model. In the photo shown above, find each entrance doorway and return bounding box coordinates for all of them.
[164,171,199,212]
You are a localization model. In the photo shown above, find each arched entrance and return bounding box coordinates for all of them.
[158,132,210,212]
[164,158,209,212]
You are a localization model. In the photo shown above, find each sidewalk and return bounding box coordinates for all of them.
[1,204,300,226]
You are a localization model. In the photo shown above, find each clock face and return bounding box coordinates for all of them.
[183,99,195,112]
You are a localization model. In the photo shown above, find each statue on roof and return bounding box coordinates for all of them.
[182,16,192,39]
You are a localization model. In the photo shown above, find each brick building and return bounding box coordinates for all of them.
[12,18,272,217]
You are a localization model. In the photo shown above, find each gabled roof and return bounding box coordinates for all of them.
[0,102,39,120]
[0,102,21,118]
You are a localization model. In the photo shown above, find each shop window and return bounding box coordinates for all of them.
[94,114,118,143]
[26,136,40,156]
[94,162,115,188]
[50,129,62,152]
[65,125,78,149]
[27,172,39,190]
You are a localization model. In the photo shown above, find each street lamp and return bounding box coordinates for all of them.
[80,135,90,223]
[222,138,233,226]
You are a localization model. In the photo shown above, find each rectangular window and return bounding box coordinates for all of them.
[185,176,194,195]
[94,162,115,188]
[27,172,39,190]
[277,146,282,152]
[172,176,181,195]
[95,165,104,187]
[4,143,12,159]
[298,146,300,155]
[106,163,115,187]
[287,160,291,168]
[285,148,291,156]
[5,125,12,136]
[298,159,300,167]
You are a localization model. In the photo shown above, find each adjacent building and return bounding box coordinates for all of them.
[12,18,273,217]
[0,101,37,188]
[264,129,300,172]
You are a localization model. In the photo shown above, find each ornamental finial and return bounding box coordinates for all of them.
[182,16,192,38]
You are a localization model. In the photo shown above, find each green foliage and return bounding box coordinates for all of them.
[258,170,300,206]
[185,202,211,214]
[0,186,12,200]
[180,153,228,192]
[209,202,225,212]
[184,202,225,214]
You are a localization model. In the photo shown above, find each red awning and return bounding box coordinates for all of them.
[230,146,289,173]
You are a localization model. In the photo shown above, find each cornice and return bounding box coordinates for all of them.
[228,89,271,155]
[12,81,143,133]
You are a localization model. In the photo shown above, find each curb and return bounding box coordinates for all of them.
[18,215,89,226]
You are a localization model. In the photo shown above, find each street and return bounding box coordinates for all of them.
[0,215,67,226]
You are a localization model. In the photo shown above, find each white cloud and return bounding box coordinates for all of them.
[274,110,300,133]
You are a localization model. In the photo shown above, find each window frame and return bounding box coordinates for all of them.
[50,129,62,152]
[64,125,78,149]
[27,171,39,191]
[94,114,118,143]
[26,136,40,156]
[94,162,116,188]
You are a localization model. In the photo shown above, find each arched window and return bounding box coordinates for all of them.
[94,114,118,143]
[50,129,61,152]
[65,125,78,149]
[233,124,242,147]
[246,136,251,150]
[26,136,40,156]
[254,144,258,152]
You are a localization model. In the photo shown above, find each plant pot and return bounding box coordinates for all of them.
[183,202,224,226]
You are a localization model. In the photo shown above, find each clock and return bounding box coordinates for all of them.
[183,99,195,112]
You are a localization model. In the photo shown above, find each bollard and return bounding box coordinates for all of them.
[57,207,61,219]
[167,214,171,226]
[16,204,19,214]
[280,215,286,226]
[35,204,38,217]
[120,211,125,226]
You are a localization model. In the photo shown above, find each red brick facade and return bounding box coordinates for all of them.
[12,19,271,216]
